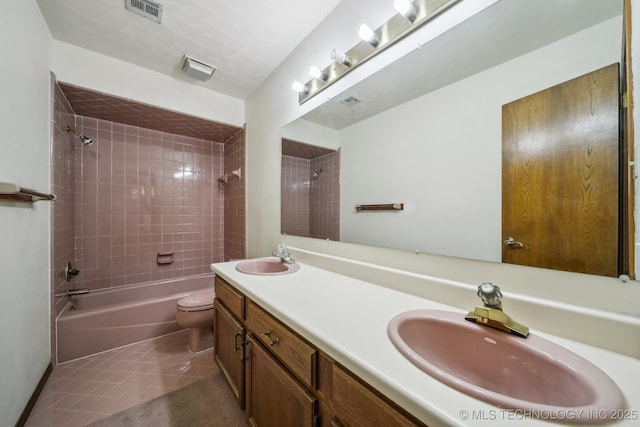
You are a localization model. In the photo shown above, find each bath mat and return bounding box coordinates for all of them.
[87,373,247,427]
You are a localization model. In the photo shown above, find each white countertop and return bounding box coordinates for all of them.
[211,258,640,427]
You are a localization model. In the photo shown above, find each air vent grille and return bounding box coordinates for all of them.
[340,96,361,107]
[125,0,163,23]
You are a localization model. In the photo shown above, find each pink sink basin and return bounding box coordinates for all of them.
[235,257,300,275]
[387,309,625,424]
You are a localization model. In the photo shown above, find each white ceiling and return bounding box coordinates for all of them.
[36,0,342,100]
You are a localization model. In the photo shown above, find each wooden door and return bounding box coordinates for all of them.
[214,302,246,408]
[502,63,619,276]
[246,334,317,427]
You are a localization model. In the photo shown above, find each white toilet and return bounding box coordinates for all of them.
[176,289,215,353]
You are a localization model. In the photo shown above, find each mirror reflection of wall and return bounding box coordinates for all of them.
[281,0,625,276]
[281,139,340,240]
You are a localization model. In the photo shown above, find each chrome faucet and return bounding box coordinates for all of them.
[465,283,529,338]
[272,243,295,264]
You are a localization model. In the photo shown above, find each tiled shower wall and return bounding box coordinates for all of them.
[50,79,76,358]
[310,151,340,241]
[223,129,246,260]
[50,81,246,310]
[281,155,311,236]
[70,116,225,291]
[281,151,340,240]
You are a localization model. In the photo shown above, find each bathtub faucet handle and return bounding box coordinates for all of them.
[65,261,80,281]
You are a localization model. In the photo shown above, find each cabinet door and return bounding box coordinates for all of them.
[214,301,246,408]
[329,363,422,427]
[246,334,317,427]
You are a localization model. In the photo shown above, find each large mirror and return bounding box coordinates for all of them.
[281,0,627,276]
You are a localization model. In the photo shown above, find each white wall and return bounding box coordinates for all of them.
[52,41,245,127]
[0,2,53,425]
[245,0,640,318]
[340,18,621,261]
[281,119,340,150]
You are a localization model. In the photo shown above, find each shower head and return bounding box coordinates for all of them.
[66,126,93,145]
[312,168,323,179]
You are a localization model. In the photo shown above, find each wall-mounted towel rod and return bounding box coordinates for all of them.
[218,167,242,184]
[355,203,404,212]
[0,182,56,202]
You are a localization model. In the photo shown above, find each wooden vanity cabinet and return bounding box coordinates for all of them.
[245,299,319,426]
[213,276,246,408]
[214,276,425,427]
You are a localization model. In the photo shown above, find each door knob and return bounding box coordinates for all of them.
[503,237,524,248]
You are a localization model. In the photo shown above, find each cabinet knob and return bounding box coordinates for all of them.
[260,330,280,346]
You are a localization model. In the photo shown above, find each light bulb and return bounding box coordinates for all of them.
[292,81,308,94]
[394,0,416,21]
[331,49,351,66]
[309,65,327,81]
[358,24,378,46]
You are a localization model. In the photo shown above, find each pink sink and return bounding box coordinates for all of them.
[387,309,625,424]
[235,257,301,275]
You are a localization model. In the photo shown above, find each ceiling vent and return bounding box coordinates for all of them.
[181,55,217,81]
[340,96,361,107]
[125,0,163,24]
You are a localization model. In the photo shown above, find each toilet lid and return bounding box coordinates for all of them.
[177,289,215,311]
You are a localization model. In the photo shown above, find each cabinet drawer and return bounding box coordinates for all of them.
[215,276,244,319]
[330,363,423,427]
[246,300,317,389]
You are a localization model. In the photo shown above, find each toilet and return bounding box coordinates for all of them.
[176,289,216,353]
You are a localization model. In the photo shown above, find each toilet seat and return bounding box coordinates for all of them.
[177,289,215,312]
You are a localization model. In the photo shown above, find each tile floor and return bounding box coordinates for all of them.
[25,330,217,427]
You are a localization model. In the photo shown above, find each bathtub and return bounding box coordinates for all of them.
[56,274,214,363]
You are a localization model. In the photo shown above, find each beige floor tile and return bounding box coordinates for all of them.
[26,331,216,426]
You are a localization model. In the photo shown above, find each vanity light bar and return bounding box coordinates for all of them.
[296,0,460,104]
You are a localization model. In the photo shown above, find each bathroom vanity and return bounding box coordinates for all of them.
[214,274,422,426]
[211,255,640,426]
